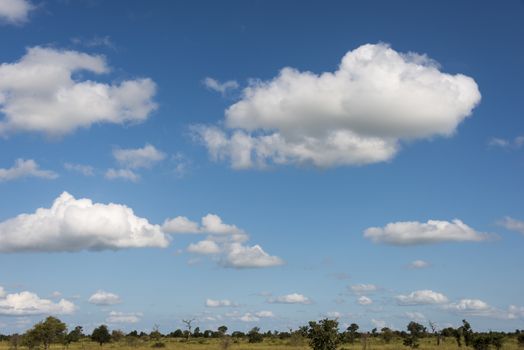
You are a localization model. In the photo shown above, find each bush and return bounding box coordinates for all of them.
[307,319,339,350]
[151,342,165,348]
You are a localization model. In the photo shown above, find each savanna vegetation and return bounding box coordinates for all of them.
[1,316,523,350]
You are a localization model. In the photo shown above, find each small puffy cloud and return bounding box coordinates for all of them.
[0,191,169,252]
[350,284,377,294]
[88,290,121,305]
[205,299,237,308]
[488,136,524,149]
[51,291,62,298]
[163,214,244,235]
[105,168,140,182]
[0,287,6,298]
[0,290,75,316]
[268,293,311,304]
[443,299,508,318]
[0,159,58,182]
[195,43,480,169]
[326,311,342,318]
[164,214,283,269]
[106,311,142,324]
[239,313,259,322]
[408,260,430,269]
[0,0,34,24]
[188,240,221,255]
[404,312,426,321]
[255,310,275,318]
[112,144,166,169]
[222,243,284,268]
[364,219,490,245]
[203,77,239,95]
[358,296,373,305]
[371,319,387,329]
[0,47,157,136]
[499,216,524,235]
[396,290,449,305]
[64,162,94,176]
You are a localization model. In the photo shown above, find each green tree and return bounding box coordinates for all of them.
[403,321,425,349]
[65,326,83,347]
[247,327,264,343]
[24,316,67,350]
[91,325,111,346]
[217,326,228,336]
[345,323,359,343]
[462,320,473,347]
[307,318,340,350]
[381,327,394,344]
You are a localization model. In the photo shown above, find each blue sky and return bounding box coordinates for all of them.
[0,0,523,334]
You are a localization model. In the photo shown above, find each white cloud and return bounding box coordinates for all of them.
[0,159,58,182]
[268,293,311,304]
[0,287,5,298]
[51,291,62,298]
[222,243,284,268]
[64,162,94,176]
[326,311,342,318]
[358,296,373,305]
[188,240,221,255]
[162,214,244,235]
[0,191,169,252]
[488,136,524,149]
[408,260,430,269]
[350,284,377,294]
[106,311,142,324]
[0,47,157,136]
[255,310,275,318]
[404,312,426,321]
[443,299,502,318]
[205,299,237,308]
[105,168,140,182]
[88,290,121,305]
[396,290,449,305]
[371,319,387,329]
[364,219,490,245]
[196,43,480,169]
[0,0,34,24]
[203,77,239,95]
[113,144,166,169]
[239,313,259,322]
[163,214,283,269]
[499,216,524,235]
[0,290,75,316]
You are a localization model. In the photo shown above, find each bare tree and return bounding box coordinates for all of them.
[182,319,195,340]
[429,321,442,346]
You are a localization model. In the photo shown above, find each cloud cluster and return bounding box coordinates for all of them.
[0,0,33,24]
[113,144,166,169]
[358,296,373,305]
[106,311,142,324]
[164,214,283,268]
[0,158,58,182]
[408,260,430,269]
[499,216,524,235]
[203,77,239,96]
[268,293,311,304]
[396,290,449,305]
[350,284,378,294]
[0,47,157,136]
[88,290,121,305]
[196,43,480,168]
[488,136,524,149]
[0,191,169,252]
[0,288,75,316]
[364,219,490,245]
[205,299,237,308]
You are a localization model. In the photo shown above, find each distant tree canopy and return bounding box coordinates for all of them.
[24,316,67,350]
[307,318,339,350]
[91,325,111,346]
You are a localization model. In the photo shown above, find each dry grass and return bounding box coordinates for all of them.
[0,337,520,350]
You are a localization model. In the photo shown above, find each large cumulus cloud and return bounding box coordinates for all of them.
[196,43,481,168]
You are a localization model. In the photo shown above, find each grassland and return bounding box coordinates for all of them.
[0,337,521,350]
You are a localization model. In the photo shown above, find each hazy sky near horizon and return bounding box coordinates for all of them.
[1,0,524,334]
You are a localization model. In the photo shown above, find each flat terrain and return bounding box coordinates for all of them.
[0,337,521,350]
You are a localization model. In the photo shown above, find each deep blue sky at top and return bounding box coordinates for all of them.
[0,0,523,333]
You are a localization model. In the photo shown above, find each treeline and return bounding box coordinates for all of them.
[1,316,524,350]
